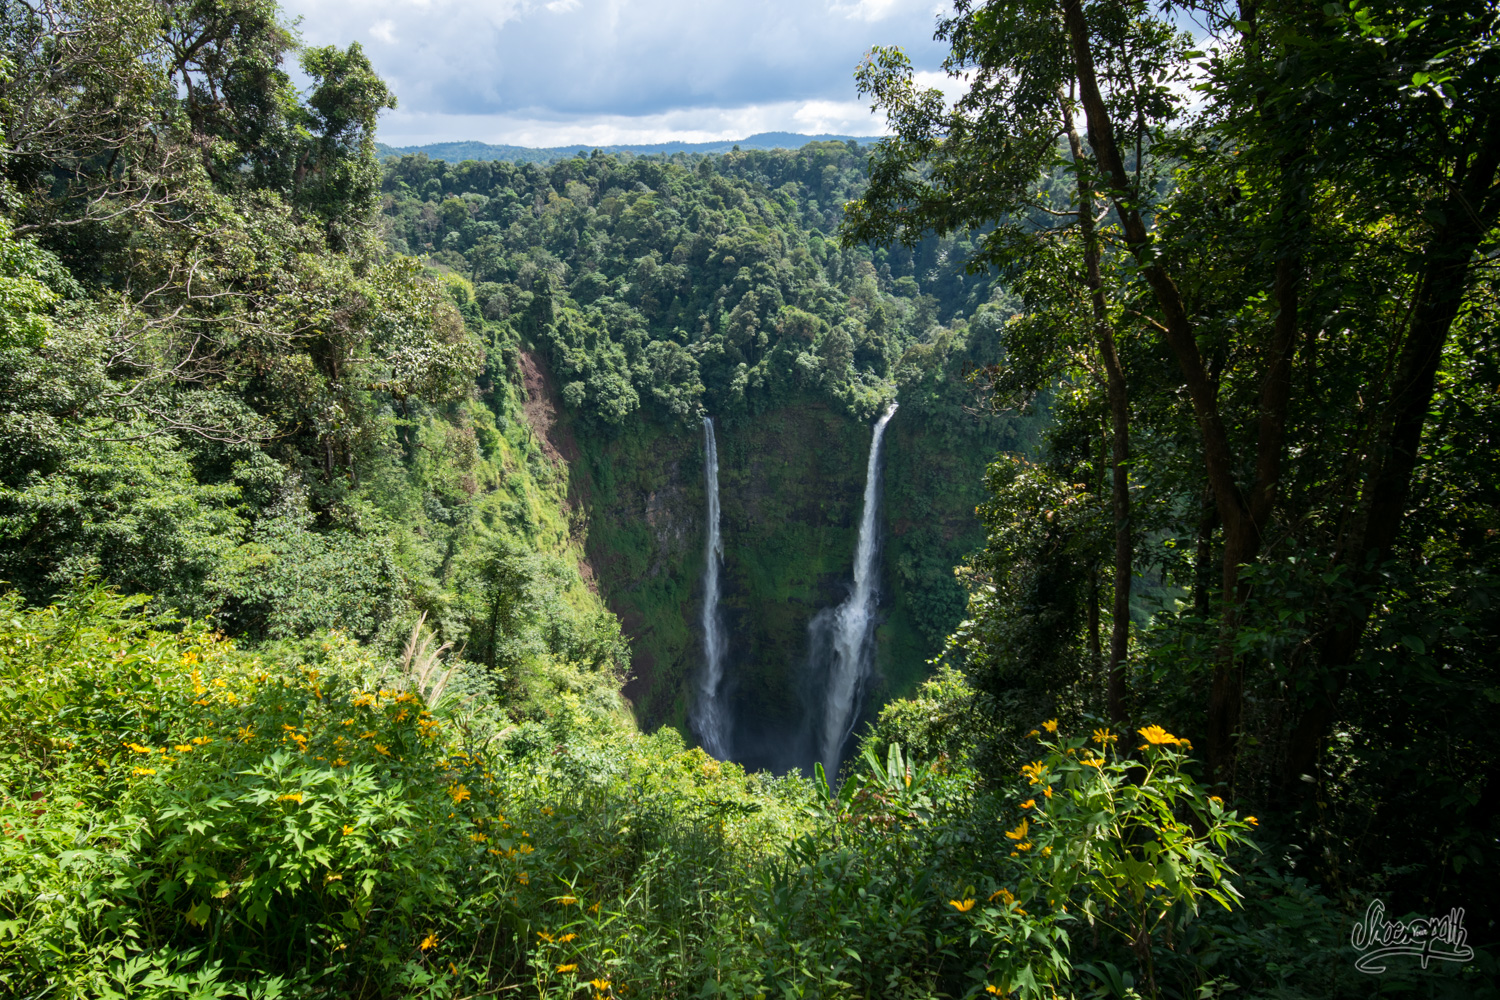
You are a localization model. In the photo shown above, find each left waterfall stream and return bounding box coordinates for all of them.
[690,416,730,759]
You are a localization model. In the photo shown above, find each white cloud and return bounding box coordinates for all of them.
[375,97,890,148]
[911,68,969,106]
[281,0,950,145]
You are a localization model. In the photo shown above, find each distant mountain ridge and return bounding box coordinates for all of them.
[374,132,886,164]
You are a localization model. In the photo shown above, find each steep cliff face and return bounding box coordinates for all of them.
[521,349,1032,771]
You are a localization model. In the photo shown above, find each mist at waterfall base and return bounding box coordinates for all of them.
[690,405,899,777]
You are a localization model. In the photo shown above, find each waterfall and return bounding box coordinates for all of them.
[691,416,730,759]
[817,402,898,775]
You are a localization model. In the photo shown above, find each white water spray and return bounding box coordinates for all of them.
[818,402,898,774]
[691,416,730,758]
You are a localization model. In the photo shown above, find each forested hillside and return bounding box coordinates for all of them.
[2,0,1497,998]
[374,144,1040,758]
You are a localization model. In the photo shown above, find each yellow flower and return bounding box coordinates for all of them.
[278,793,303,804]
[1041,845,1052,857]
[359,731,375,739]
[1016,841,1033,851]
[237,726,254,742]
[342,825,355,836]
[1092,727,1116,745]
[989,887,1015,905]
[590,981,611,991]
[949,898,975,912]
[1081,756,1104,768]
[373,743,390,756]
[537,931,555,943]
[1019,799,1035,809]
[1005,818,1029,841]
[1026,729,1040,738]
[125,742,153,754]
[470,833,488,843]
[420,932,439,951]
[190,736,212,746]
[1209,795,1223,805]
[541,806,554,816]
[131,767,156,776]
[174,744,192,753]
[1246,816,1258,826]
[1020,761,1047,785]
[1138,724,1182,746]
[588,902,600,914]
[332,757,349,767]
[449,783,471,804]
[559,895,578,906]
[556,963,577,973]
[516,872,529,884]
[1042,719,1058,733]
[557,933,577,943]
[986,987,1002,995]
[1043,786,1052,799]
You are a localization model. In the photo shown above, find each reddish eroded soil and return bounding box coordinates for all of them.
[517,348,601,594]
[518,348,580,465]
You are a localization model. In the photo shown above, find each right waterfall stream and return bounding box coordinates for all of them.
[813,402,898,776]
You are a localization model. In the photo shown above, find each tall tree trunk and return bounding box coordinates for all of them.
[1062,0,1304,780]
[1060,89,1131,724]
[1193,487,1217,618]
[1284,117,1500,790]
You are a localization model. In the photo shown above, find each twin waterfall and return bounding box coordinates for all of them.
[691,417,730,759]
[691,404,899,773]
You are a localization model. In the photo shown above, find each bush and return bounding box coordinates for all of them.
[0,587,803,998]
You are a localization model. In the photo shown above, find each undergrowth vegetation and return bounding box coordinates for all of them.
[9,588,1466,1000]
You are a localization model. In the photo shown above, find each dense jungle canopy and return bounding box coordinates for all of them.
[0,0,1496,997]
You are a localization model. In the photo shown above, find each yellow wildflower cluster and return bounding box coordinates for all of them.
[948,898,975,912]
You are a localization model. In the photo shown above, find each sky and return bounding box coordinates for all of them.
[279,0,962,148]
